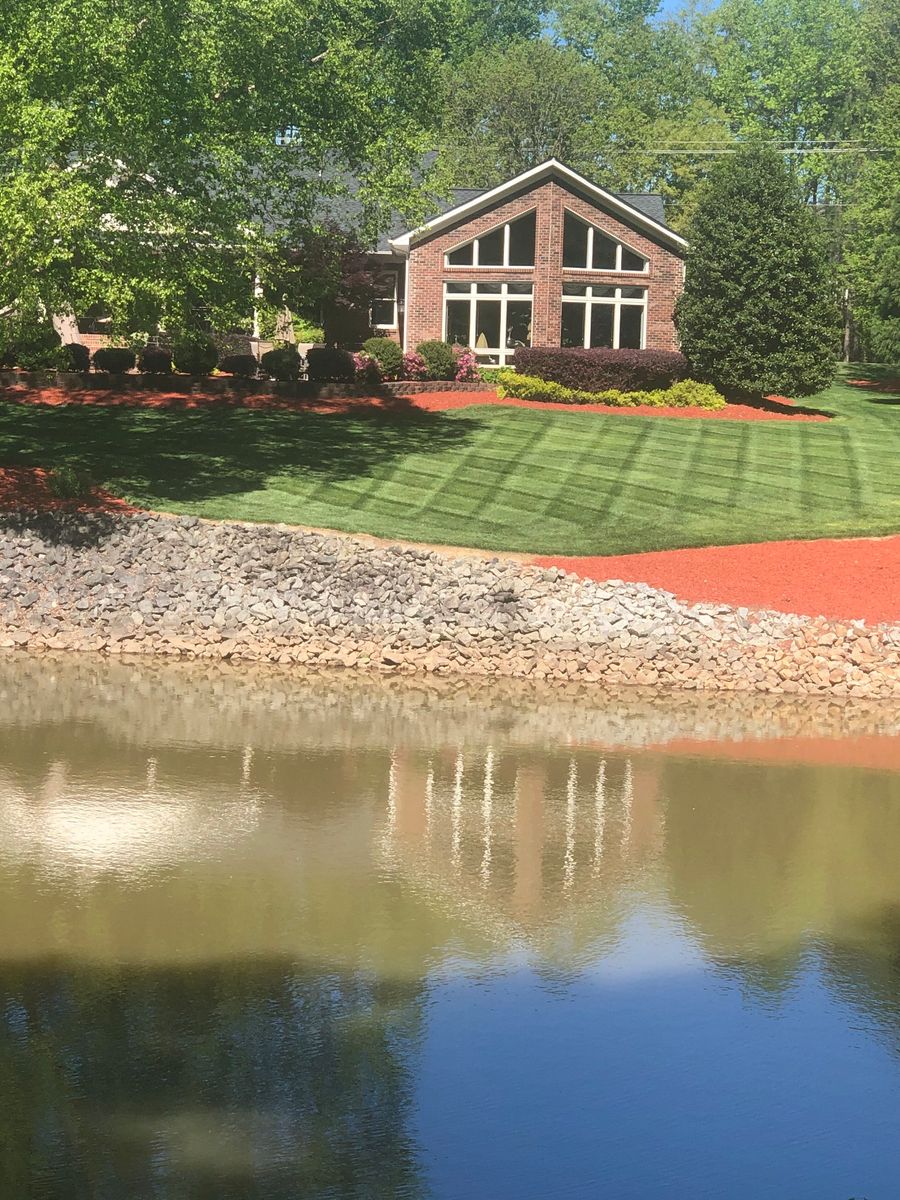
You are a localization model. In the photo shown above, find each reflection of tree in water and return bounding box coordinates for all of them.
[662,757,900,1004]
[0,961,425,1199]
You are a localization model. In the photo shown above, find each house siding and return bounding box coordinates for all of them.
[403,179,684,354]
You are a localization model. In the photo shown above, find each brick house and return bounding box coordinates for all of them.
[369,159,687,366]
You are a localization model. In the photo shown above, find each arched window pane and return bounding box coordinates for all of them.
[508,212,536,266]
[448,242,473,266]
[477,227,504,266]
[592,233,617,270]
[563,212,589,267]
[621,246,647,271]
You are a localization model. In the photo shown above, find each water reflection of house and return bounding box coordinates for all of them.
[381,747,665,945]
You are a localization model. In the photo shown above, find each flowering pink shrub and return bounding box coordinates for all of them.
[352,351,383,387]
[402,351,429,380]
[454,349,481,383]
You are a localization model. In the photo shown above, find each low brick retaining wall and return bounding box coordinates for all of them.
[0,511,897,697]
[0,369,488,400]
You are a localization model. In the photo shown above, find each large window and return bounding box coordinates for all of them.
[562,211,648,273]
[560,284,647,350]
[444,281,533,365]
[445,211,536,268]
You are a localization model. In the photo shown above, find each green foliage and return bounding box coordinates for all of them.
[138,345,173,374]
[172,337,218,376]
[92,346,136,373]
[494,369,726,409]
[0,311,63,370]
[292,316,325,343]
[260,346,301,381]
[362,337,403,379]
[416,340,456,381]
[220,353,259,378]
[675,145,840,395]
[47,463,94,500]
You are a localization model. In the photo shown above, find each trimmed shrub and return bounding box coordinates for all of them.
[64,342,91,372]
[92,346,136,373]
[362,336,403,379]
[306,345,355,383]
[493,369,725,410]
[260,345,302,381]
[0,317,65,370]
[512,347,689,393]
[139,345,173,374]
[220,353,259,379]
[416,339,456,381]
[172,336,218,375]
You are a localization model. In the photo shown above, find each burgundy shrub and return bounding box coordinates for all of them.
[512,347,689,392]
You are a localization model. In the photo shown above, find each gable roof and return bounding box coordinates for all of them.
[388,159,687,254]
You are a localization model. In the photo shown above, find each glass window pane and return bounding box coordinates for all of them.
[592,286,616,298]
[474,299,501,349]
[563,212,589,268]
[474,282,502,294]
[507,281,533,294]
[618,306,643,349]
[561,303,586,348]
[563,283,588,296]
[447,242,473,266]
[621,246,647,271]
[620,286,647,300]
[477,226,504,266]
[371,298,394,326]
[505,301,532,349]
[592,232,617,269]
[508,211,536,266]
[588,303,614,348]
[446,300,470,345]
[445,281,471,294]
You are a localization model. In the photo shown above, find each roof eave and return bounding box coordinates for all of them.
[388,159,687,253]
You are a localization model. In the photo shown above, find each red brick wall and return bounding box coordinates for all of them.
[404,179,684,353]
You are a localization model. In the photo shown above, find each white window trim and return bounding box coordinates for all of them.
[563,211,649,274]
[442,281,533,366]
[371,272,399,330]
[561,285,648,350]
[444,210,537,270]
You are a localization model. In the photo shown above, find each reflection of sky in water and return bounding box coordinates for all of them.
[1,660,899,1199]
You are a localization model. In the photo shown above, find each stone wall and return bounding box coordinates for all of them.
[0,511,897,697]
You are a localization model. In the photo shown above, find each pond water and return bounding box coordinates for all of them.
[1,657,899,1199]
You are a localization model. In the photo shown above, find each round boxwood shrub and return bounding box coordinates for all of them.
[220,352,259,379]
[260,346,302,381]
[416,339,456,380]
[64,342,91,372]
[306,345,355,383]
[362,336,403,379]
[139,345,173,374]
[93,346,136,373]
[172,336,218,375]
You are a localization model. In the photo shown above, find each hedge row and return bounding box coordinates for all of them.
[493,369,725,410]
[512,347,689,393]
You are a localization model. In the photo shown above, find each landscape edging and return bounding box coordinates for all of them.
[1,510,897,697]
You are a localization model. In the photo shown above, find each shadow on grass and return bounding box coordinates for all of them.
[845,367,900,405]
[0,400,482,508]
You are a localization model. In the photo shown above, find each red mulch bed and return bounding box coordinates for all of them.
[0,468,137,515]
[848,378,900,393]
[535,537,900,625]
[0,384,826,421]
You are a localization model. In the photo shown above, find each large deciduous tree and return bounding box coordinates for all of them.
[675,145,840,395]
[0,0,487,337]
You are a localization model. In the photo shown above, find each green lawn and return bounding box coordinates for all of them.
[1,370,898,555]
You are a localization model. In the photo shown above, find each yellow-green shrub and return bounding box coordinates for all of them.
[493,369,725,410]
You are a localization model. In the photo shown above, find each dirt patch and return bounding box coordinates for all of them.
[535,536,900,625]
[0,467,137,515]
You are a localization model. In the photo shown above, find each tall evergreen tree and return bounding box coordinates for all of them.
[675,144,840,395]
